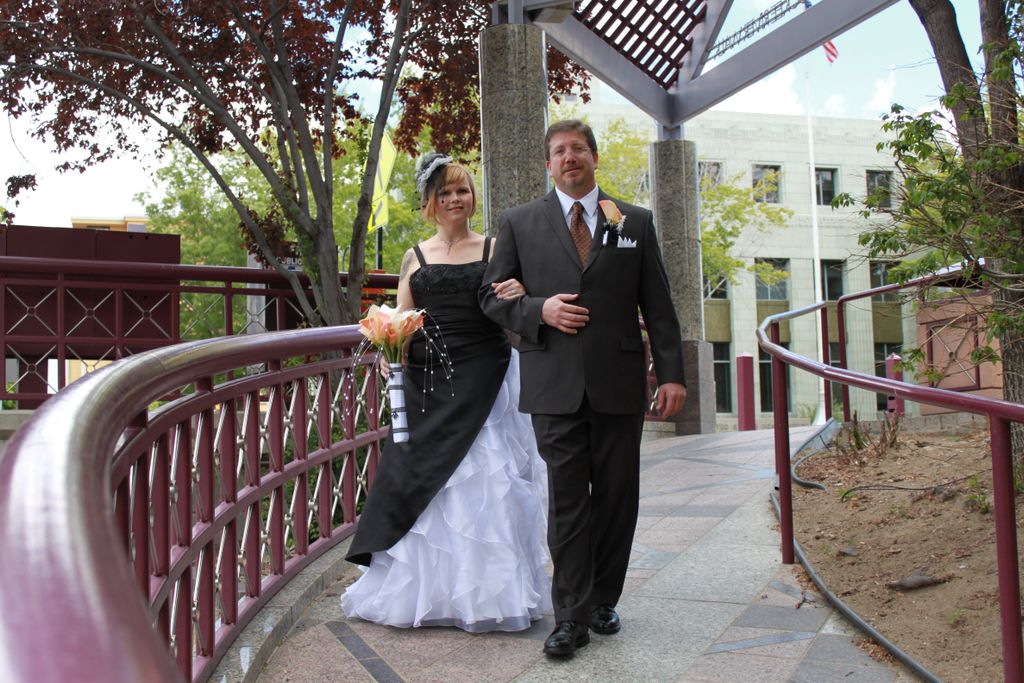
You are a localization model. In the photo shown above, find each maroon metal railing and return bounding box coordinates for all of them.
[0,326,385,682]
[0,255,669,419]
[0,255,399,405]
[757,266,1024,683]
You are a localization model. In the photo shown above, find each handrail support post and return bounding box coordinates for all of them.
[770,322,794,564]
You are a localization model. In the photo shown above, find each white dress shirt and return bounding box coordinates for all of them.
[554,185,599,238]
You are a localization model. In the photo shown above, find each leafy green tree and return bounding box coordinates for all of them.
[553,106,792,297]
[140,123,434,335]
[593,118,651,204]
[838,0,1024,458]
[701,170,791,298]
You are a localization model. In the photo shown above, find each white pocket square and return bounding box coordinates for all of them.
[616,236,637,248]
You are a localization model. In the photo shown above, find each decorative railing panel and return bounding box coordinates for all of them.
[0,326,385,682]
[0,255,399,405]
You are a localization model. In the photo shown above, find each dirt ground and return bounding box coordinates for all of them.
[792,419,1017,683]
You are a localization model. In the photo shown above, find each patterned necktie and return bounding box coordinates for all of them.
[569,201,591,264]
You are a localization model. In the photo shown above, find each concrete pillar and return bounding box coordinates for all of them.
[651,138,715,435]
[478,24,549,236]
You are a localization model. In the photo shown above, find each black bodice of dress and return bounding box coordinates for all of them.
[409,260,488,296]
[406,260,507,367]
[347,241,512,566]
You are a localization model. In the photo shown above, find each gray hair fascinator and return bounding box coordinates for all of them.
[415,152,453,196]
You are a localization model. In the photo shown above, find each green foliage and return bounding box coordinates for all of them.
[842,100,1024,348]
[593,118,651,204]
[139,123,437,321]
[141,146,252,268]
[548,105,792,298]
[965,474,991,514]
[947,609,966,628]
[2,383,16,410]
[702,171,792,296]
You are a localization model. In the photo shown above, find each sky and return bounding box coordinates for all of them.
[0,0,984,228]
[710,0,982,119]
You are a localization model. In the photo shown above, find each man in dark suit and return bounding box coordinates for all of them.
[479,119,686,657]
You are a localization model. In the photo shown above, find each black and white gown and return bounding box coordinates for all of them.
[343,239,551,632]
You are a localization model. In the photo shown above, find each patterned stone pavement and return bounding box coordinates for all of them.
[217,427,924,683]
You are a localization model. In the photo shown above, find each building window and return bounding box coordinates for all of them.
[870,260,899,301]
[866,170,892,208]
[875,342,903,411]
[815,168,837,205]
[755,258,789,300]
[712,342,732,412]
[704,276,728,299]
[820,260,844,301]
[752,164,781,203]
[759,343,791,412]
[699,160,723,188]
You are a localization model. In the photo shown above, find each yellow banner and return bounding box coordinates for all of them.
[368,134,397,233]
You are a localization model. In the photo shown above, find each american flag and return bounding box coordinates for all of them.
[803,0,839,63]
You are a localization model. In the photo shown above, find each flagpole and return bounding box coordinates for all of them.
[804,66,827,426]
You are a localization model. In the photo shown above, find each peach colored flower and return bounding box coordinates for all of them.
[358,304,425,363]
[598,199,626,233]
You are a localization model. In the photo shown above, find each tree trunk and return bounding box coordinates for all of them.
[996,287,1024,467]
[907,0,985,158]
[311,221,347,326]
[979,0,1017,146]
[910,0,1024,464]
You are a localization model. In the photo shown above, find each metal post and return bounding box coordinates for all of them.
[990,416,1023,683]
[885,353,904,416]
[268,360,285,575]
[837,299,851,421]
[375,228,384,270]
[770,323,794,564]
[737,353,755,431]
[821,307,832,420]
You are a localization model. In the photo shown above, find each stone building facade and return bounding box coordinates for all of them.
[578,90,912,426]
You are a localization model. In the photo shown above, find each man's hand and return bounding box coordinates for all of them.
[542,293,589,334]
[655,382,686,418]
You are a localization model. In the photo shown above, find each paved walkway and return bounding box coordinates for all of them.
[252,428,922,683]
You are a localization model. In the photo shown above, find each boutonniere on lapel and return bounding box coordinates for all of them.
[599,199,637,248]
[599,199,625,234]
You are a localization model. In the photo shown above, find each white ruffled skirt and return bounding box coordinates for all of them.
[341,350,552,632]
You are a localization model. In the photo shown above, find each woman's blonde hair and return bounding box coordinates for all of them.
[420,163,477,222]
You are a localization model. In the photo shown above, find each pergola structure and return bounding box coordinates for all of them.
[478,0,905,435]
[495,0,900,137]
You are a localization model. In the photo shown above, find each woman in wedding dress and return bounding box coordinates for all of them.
[342,153,551,633]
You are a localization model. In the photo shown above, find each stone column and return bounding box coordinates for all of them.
[478,23,549,236]
[651,138,716,435]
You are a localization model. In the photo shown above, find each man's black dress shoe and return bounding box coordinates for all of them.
[590,605,621,634]
[543,620,590,656]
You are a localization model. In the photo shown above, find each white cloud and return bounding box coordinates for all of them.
[821,94,848,117]
[865,67,898,118]
[712,64,803,115]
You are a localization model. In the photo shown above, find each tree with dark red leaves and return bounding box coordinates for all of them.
[0,0,586,324]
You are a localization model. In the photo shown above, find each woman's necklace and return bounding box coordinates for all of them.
[439,230,470,255]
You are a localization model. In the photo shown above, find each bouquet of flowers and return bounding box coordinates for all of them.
[358,304,425,442]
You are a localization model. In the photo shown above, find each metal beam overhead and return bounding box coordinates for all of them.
[538,16,675,124]
[672,0,901,122]
[511,0,903,127]
[681,0,734,83]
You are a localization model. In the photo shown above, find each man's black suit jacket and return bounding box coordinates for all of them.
[480,189,685,415]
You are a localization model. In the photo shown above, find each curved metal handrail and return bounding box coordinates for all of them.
[755,267,1024,683]
[0,325,384,682]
